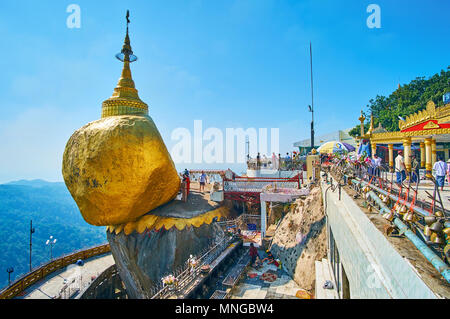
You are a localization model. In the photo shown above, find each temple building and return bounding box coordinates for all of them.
[358,100,450,176]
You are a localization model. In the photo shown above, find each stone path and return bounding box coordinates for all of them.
[17,253,114,299]
[229,250,308,299]
[385,176,450,211]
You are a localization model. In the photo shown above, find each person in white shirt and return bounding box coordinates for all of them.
[433,157,447,191]
[372,154,382,177]
[272,153,277,169]
[395,151,406,184]
[199,171,207,193]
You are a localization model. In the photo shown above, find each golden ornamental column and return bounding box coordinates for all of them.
[403,137,412,173]
[425,138,432,177]
[371,142,377,157]
[420,142,425,168]
[388,144,394,171]
[431,138,437,166]
[359,111,366,137]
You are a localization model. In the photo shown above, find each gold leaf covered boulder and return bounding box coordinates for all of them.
[62,26,180,226]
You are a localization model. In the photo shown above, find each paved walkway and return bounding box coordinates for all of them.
[17,253,114,299]
[229,250,309,299]
[384,175,450,211]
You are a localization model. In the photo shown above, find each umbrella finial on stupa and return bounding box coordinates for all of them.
[101,10,148,118]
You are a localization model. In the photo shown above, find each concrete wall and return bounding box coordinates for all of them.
[322,181,438,299]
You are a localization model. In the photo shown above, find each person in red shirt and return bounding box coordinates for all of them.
[249,243,259,266]
[183,169,190,197]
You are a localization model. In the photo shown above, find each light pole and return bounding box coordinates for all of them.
[30,220,35,272]
[6,267,14,286]
[308,104,314,150]
[309,42,315,150]
[46,236,57,261]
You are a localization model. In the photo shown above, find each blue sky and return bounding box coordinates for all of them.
[0,0,449,182]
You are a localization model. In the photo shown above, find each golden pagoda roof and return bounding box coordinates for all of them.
[358,100,450,143]
[101,15,148,118]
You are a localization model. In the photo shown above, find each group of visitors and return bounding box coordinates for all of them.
[394,152,450,190]
[252,152,304,170]
[394,151,421,184]
[181,169,208,197]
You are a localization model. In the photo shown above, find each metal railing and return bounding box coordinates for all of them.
[325,158,450,282]
[217,214,261,232]
[224,176,301,193]
[247,158,304,171]
[76,264,126,299]
[0,243,110,299]
[150,236,233,299]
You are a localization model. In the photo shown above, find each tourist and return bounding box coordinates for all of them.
[283,152,291,169]
[272,152,277,169]
[257,152,261,169]
[395,151,406,184]
[372,154,382,177]
[249,243,259,267]
[199,171,207,193]
[433,157,447,191]
[188,254,197,274]
[182,171,190,198]
[411,155,420,183]
[447,159,450,185]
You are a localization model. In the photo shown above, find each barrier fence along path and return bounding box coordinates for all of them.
[0,243,110,299]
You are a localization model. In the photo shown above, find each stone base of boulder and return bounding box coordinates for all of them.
[107,222,225,299]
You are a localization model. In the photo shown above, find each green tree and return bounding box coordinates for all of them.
[349,66,450,137]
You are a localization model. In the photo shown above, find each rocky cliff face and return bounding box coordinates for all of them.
[107,222,225,299]
[270,186,327,294]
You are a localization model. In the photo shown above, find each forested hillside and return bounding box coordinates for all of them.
[0,180,106,289]
[350,66,450,136]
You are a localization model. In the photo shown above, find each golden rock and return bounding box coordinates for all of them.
[63,115,180,226]
[62,25,180,226]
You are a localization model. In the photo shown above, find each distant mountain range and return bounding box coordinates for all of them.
[0,179,107,289]
[4,179,64,188]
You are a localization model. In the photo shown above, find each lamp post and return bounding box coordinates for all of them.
[46,236,57,261]
[308,104,314,150]
[309,42,315,150]
[30,220,35,272]
[6,267,14,286]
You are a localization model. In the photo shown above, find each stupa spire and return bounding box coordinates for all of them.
[101,10,148,118]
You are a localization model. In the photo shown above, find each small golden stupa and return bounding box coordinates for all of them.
[62,12,180,226]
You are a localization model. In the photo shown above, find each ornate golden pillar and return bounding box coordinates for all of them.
[431,138,437,166]
[403,137,412,173]
[420,142,425,168]
[371,142,377,157]
[388,144,394,171]
[359,111,366,137]
[425,138,432,177]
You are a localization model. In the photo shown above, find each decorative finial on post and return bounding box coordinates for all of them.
[116,10,137,63]
[368,111,374,134]
[359,110,366,137]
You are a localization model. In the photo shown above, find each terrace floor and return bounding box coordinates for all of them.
[229,250,311,299]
